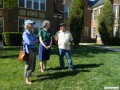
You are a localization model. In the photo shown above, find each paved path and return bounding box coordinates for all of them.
[79,43,120,52]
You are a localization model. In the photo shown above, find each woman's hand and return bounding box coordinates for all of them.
[45,46,51,50]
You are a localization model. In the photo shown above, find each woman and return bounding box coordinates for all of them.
[22,20,38,84]
[38,20,52,72]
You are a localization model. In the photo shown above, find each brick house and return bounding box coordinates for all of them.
[0,0,65,35]
[82,0,120,44]
[63,0,120,44]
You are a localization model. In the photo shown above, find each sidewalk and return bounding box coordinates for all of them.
[79,43,120,52]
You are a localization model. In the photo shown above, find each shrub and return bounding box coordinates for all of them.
[68,0,84,45]
[98,0,114,45]
[111,38,120,46]
[2,32,22,46]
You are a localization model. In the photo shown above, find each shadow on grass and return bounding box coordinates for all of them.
[0,55,18,59]
[69,45,114,58]
[34,69,90,82]
[33,63,103,82]
[46,63,103,71]
[3,46,21,51]
[74,63,104,69]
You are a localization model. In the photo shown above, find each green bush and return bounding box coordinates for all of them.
[2,32,22,46]
[111,38,120,46]
[98,0,114,45]
[68,0,84,45]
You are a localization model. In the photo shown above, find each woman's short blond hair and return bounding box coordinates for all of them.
[42,20,50,28]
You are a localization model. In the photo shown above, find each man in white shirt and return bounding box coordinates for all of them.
[55,23,73,70]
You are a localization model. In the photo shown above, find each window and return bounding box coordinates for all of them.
[19,0,46,11]
[18,18,44,34]
[93,9,97,21]
[33,20,39,34]
[0,19,3,33]
[19,18,25,33]
[99,6,102,14]
[64,6,69,18]
[40,20,43,28]
[91,27,97,38]
[19,0,25,8]
[34,0,39,10]
[84,26,88,36]
[113,5,117,18]
[0,0,3,8]
[113,26,119,37]
[40,0,46,11]
[26,0,32,9]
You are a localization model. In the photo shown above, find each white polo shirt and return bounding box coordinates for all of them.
[55,30,73,50]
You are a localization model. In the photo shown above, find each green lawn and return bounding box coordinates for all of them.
[0,45,120,90]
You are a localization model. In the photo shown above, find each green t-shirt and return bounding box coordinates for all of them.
[38,29,51,42]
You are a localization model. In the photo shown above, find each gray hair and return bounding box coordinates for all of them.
[42,20,50,28]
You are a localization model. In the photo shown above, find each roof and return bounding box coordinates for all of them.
[88,0,105,8]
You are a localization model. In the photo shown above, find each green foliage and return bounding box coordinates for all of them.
[2,32,22,46]
[4,0,17,8]
[98,0,114,45]
[68,0,84,45]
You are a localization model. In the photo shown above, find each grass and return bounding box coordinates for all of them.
[0,45,120,90]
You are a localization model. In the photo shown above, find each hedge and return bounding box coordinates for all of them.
[111,38,120,46]
[2,32,22,46]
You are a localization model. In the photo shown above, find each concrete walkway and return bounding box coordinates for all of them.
[79,43,120,52]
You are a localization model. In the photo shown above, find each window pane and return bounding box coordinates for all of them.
[27,0,32,9]
[0,0,3,8]
[85,27,88,36]
[34,0,39,10]
[19,27,24,33]
[64,6,69,18]
[40,20,43,28]
[92,27,96,38]
[93,10,97,20]
[41,0,45,3]
[33,20,39,34]
[40,0,46,11]
[19,0,24,7]
[0,20,3,33]
[113,5,117,18]
[19,19,24,33]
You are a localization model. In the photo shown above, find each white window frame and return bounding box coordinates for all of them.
[18,0,46,11]
[91,27,97,38]
[0,0,4,9]
[98,5,103,14]
[0,17,4,33]
[113,4,118,18]
[93,8,97,21]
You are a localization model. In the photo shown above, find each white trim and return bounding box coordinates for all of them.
[98,5,103,14]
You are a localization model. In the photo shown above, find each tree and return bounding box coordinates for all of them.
[0,0,17,9]
[98,0,114,45]
[68,0,84,45]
